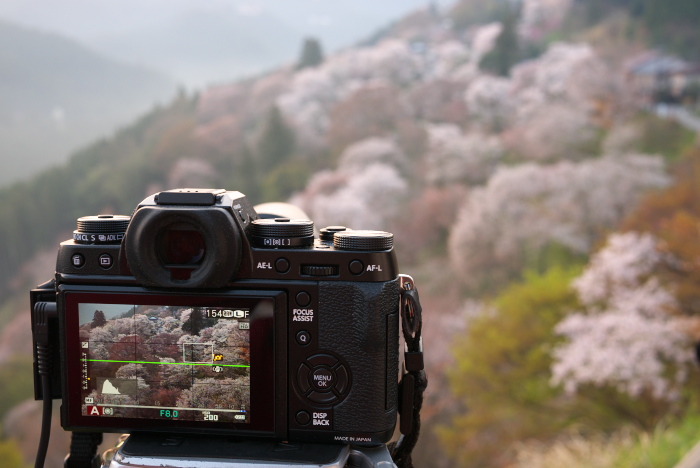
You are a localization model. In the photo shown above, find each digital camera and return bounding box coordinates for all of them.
[31,189,403,445]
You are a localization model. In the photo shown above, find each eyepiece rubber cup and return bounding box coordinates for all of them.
[124,206,242,288]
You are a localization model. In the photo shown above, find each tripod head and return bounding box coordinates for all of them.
[100,433,397,468]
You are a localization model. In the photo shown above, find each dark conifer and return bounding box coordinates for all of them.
[296,37,324,70]
[91,310,107,329]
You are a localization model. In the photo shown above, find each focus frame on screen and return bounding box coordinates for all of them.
[59,285,287,439]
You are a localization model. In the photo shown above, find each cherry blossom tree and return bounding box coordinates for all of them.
[327,84,407,153]
[550,232,694,401]
[449,155,670,289]
[276,39,424,138]
[423,124,503,185]
[519,0,573,42]
[176,377,250,411]
[509,42,612,122]
[291,163,408,231]
[464,75,514,131]
[406,79,470,124]
[168,158,216,189]
[502,103,596,161]
[337,137,408,175]
[469,23,504,69]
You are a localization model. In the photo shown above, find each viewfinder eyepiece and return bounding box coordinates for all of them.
[158,224,206,266]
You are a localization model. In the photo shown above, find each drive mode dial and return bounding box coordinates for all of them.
[250,218,314,248]
[74,214,130,245]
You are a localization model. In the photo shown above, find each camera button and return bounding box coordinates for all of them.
[71,254,85,268]
[99,253,114,269]
[349,260,364,275]
[311,367,335,391]
[297,364,311,393]
[307,354,337,367]
[335,365,349,394]
[275,258,290,274]
[295,410,311,426]
[296,331,311,346]
[296,292,311,307]
[307,391,338,405]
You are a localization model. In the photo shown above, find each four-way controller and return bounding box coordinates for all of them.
[297,353,351,406]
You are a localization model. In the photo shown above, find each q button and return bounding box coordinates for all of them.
[296,331,311,346]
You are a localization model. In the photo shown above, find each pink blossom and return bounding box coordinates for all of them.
[551,232,693,400]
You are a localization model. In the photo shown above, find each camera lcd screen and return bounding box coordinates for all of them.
[63,291,278,434]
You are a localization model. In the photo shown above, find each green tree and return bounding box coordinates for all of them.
[296,37,324,70]
[261,161,311,203]
[439,266,582,467]
[0,434,24,468]
[449,0,512,30]
[256,106,296,175]
[480,5,520,76]
[91,310,107,329]
[0,356,34,419]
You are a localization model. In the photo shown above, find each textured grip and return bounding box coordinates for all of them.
[318,279,400,434]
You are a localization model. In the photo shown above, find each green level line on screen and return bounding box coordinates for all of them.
[86,359,250,368]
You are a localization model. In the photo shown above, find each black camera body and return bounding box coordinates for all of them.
[31,189,402,445]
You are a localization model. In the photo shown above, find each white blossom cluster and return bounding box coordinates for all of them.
[551,232,693,400]
[519,0,574,42]
[464,42,609,124]
[449,155,669,280]
[424,124,503,185]
[464,75,514,131]
[276,33,501,140]
[291,137,408,231]
[337,137,409,174]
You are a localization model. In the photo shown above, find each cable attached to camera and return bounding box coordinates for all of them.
[33,300,58,468]
[389,275,427,468]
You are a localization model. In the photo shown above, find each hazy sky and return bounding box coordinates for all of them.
[79,303,134,326]
[0,0,454,49]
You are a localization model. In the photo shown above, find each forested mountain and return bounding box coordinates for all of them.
[0,19,176,185]
[0,1,699,466]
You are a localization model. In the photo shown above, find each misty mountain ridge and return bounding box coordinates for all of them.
[89,9,302,88]
[0,18,177,186]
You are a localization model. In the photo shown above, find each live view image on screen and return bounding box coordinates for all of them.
[77,303,251,423]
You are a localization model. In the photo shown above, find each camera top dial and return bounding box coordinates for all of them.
[250,218,315,248]
[73,214,130,245]
[333,230,394,251]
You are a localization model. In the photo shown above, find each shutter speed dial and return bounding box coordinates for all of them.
[334,230,393,251]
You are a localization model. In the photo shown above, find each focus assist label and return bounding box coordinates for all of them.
[293,308,314,322]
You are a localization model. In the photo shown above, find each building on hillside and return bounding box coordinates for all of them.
[625,51,700,107]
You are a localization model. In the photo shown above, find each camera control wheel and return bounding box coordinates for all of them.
[73,214,130,245]
[250,218,314,248]
[333,230,393,251]
[296,353,351,406]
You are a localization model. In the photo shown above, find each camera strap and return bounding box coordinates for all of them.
[389,275,428,468]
